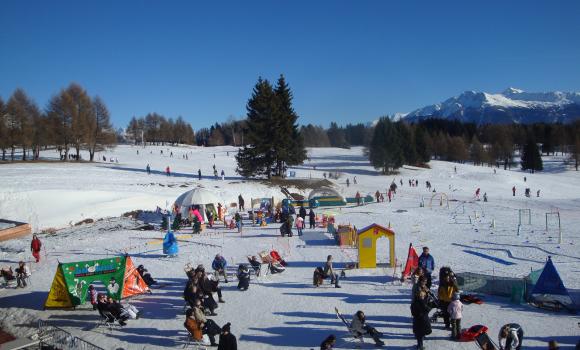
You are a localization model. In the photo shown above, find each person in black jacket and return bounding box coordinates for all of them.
[411,290,432,350]
[299,205,307,221]
[218,322,237,350]
[308,209,316,229]
[106,296,130,326]
[237,264,250,291]
[320,334,336,349]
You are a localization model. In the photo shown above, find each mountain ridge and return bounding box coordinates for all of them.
[404,88,580,124]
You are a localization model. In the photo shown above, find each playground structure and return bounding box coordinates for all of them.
[518,209,531,226]
[428,192,449,209]
[357,223,395,268]
[44,255,149,309]
[545,208,562,244]
[451,201,486,224]
[328,224,357,246]
[250,197,275,225]
[345,194,374,205]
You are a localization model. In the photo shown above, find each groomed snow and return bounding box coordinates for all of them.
[1,145,579,349]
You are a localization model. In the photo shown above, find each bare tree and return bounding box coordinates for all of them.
[0,97,7,160]
[64,83,94,160]
[87,96,115,161]
[47,91,72,160]
[6,89,37,161]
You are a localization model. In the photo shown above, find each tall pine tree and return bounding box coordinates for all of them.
[368,117,404,173]
[236,78,277,178]
[236,76,307,178]
[274,75,307,175]
[521,138,543,173]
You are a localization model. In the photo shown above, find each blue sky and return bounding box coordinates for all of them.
[1,1,579,129]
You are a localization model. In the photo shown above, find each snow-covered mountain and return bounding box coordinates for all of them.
[405,88,580,124]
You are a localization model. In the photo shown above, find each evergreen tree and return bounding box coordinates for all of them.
[236,78,277,178]
[521,138,543,173]
[274,75,307,174]
[368,117,403,173]
[236,76,306,178]
[414,125,431,163]
[396,121,417,165]
[327,122,349,148]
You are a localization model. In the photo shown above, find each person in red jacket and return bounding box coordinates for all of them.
[31,234,42,263]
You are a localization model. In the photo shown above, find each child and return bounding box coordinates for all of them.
[296,216,304,236]
[447,292,463,340]
[88,284,98,310]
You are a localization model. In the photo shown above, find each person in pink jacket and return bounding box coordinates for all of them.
[295,216,304,236]
[447,292,463,340]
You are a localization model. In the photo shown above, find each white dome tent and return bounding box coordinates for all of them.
[174,187,222,223]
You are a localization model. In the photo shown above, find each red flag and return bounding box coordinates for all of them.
[401,243,419,281]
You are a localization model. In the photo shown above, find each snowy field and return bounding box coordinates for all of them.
[1,145,579,349]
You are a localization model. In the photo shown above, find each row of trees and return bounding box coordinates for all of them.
[0,84,115,161]
[368,118,431,173]
[236,75,307,178]
[196,120,374,148]
[367,117,580,173]
[126,114,195,146]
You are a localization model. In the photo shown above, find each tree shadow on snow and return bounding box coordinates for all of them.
[0,291,46,310]
[241,325,333,347]
[106,165,246,181]
[282,291,410,304]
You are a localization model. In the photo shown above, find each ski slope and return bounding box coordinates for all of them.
[0,145,579,349]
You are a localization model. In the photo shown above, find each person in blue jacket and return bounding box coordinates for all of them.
[212,254,228,283]
[418,247,435,288]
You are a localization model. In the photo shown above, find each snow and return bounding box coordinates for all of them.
[1,145,579,349]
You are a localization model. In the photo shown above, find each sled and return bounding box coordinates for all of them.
[334,307,364,347]
[459,324,488,342]
[474,331,499,350]
[461,294,484,305]
[530,300,577,314]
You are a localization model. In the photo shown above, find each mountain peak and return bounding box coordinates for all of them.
[502,87,524,95]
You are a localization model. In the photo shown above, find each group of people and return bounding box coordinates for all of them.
[183,258,237,348]
[512,185,541,198]
[409,247,526,350]
[279,205,317,237]
[1,261,31,288]
[0,235,40,288]
[94,290,140,326]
